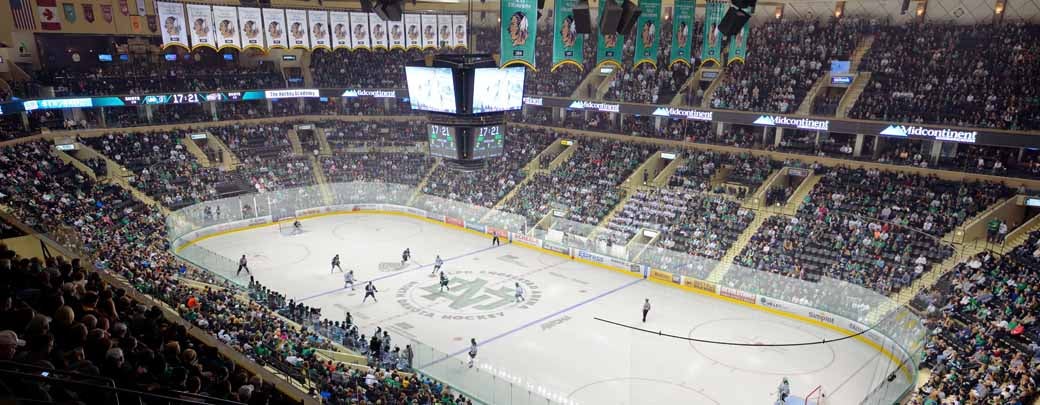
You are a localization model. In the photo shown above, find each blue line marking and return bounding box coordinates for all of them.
[297,245,498,302]
[418,277,644,369]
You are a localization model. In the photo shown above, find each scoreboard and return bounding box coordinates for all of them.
[427,123,506,161]
[428,124,459,159]
[472,124,504,159]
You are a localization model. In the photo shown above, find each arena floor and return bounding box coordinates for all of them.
[190,213,907,405]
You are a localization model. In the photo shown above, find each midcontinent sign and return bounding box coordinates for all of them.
[652,107,713,121]
[568,100,620,112]
[880,125,977,143]
[752,115,830,131]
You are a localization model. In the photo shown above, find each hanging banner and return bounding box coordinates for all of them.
[38,0,62,30]
[552,0,583,71]
[285,9,310,49]
[330,11,350,49]
[451,14,467,48]
[669,0,694,67]
[186,4,215,50]
[633,0,661,68]
[117,0,128,15]
[388,19,405,50]
[404,14,421,49]
[130,15,143,32]
[238,7,263,50]
[62,3,75,23]
[101,4,113,23]
[701,1,725,66]
[147,15,157,32]
[134,0,145,15]
[83,3,94,22]
[370,14,389,50]
[595,0,623,69]
[349,12,370,49]
[501,0,536,68]
[420,14,437,49]
[308,9,330,50]
[262,8,287,49]
[727,22,750,64]
[212,6,241,50]
[436,14,452,48]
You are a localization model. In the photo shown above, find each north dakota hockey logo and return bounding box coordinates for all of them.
[396,270,540,320]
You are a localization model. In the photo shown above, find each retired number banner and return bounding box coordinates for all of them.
[669,0,694,67]
[350,12,370,49]
[238,7,263,50]
[211,6,240,50]
[404,14,421,49]
[186,4,216,50]
[552,0,583,71]
[500,0,536,69]
[370,14,389,50]
[726,21,750,64]
[157,1,187,49]
[633,0,661,68]
[701,0,726,66]
[595,0,623,69]
[451,15,467,48]
[285,9,310,49]
[309,10,330,50]
[262,8,287,49]
[330,11,350,49]
[388,18,405,49]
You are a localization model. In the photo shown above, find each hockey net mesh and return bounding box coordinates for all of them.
[804,385,824,405]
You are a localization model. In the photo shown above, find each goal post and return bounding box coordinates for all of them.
[803,385,824,405]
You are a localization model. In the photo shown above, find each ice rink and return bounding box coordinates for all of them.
[190,213,906,404]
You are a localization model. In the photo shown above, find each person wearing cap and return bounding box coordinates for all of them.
[0,330,26,360]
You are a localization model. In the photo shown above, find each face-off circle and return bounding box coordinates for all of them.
[395,270,540,320]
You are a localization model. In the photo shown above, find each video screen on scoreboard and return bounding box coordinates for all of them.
[428,124,459,159]
[406,67,457,114]
[471,124,505,159]
[471,67,525,114]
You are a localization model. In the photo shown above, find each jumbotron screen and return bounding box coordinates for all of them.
[405,67,457,114]
[471,67,526,114]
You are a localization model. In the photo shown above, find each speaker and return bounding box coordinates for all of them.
[360,0,374,12]
[573,0,592,34]
[598,0,623,35]
[617,0,641,37]
[731,0,756,9]
[374,1,403,21]
[717,6,750,36]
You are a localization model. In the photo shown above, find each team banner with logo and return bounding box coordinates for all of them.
[285,9,310,49]
[451,15,467,48]
[186,4,215,50]
[62,3,75,23]
[262,8,287,49]
[101,4,113,23]
[349,12,370,49]
[134,0,145,15]
[436,14,451,48]
[83,3,94,22]
[596,0,623,69]
[329,11,350,49]
[238,7,263,50]
[633,0,660,68]
[701,0,725,66]
[211,6,240,50]
[130,15,143,32]
[420,14,437,49]
[308,9,330,50]
[388,19,405,50]
[501,0,536,68]
[669,0,694,67]
[727,22,750,64]
[370,14,389,50]
[552,0,583,71]
[404,14,421,49]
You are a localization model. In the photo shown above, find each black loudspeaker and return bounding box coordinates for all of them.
[617,0,641,36]
[360,0,375,12]
[731,0,756,9]
[899,0,910,14]
[717,6,750,36]
[598,0,623,35]
[374,1,403,21]
[573,0,592,34]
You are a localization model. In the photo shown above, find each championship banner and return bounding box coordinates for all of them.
[633,0,661,68]
[212,6,241,50]
[369,14,389,50]
[436,14,451,48]
[62,3,75,23]
[83,4,94,22]
[500,0,536,68]
[552,0,583,71]
[701,0,725,66]
[726,22,750,64]
[350,12,370,49]
[284,9,310,49]
[262,8,287,49]
[420,14,437,50]
[595,0,623,69]
[669,0,694,67]
[186,4,215,50]
[388,19,405,50]
[451,14,467,48]
[404,14,421,49]
[238,7,263,50]
[329,11,350,49]
[308,9,330,50]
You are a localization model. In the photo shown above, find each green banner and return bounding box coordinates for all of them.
[726,21,750,64]
[701,0,726,67]
[595,0,624,69]
[501,0,538,69]
[552,0,584,71]
[669,0,695,67]
[633,0,661,68]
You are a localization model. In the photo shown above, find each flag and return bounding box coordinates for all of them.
[701,0,726,66]
[551,0,583,71]
[726,20,750,64]
[500,0,537,69]
[10,0,36,30]
[669,0,695,67]
[595,0,623,69]
[633,0,661,68]
[101,4,112,22]
[38,0,61,30]
[83,3,94,22]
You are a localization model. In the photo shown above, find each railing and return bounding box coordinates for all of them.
[167,182,927,405]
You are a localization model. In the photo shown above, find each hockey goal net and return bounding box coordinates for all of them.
[803,385,824,405]
[277,217,300,235]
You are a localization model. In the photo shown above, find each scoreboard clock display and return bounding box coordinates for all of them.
[428,124,459,159]
[471,124,505,159]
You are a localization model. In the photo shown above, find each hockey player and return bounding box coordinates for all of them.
[515,282,525,302]
[439,272,450,291]
[363,281,378,303]
[343,269,355,290]
[331,254,343,273]
[292,219,302,234]
[468,338,478,368]
[777,377,790,402]
[401,248,411,265]
[432,255,443,274]
[237,255,250,276]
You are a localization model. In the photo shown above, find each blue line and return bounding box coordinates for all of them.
[296,245,498,302]
[419,277,644,369]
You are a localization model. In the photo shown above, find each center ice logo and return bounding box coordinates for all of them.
[396,270,539,320]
